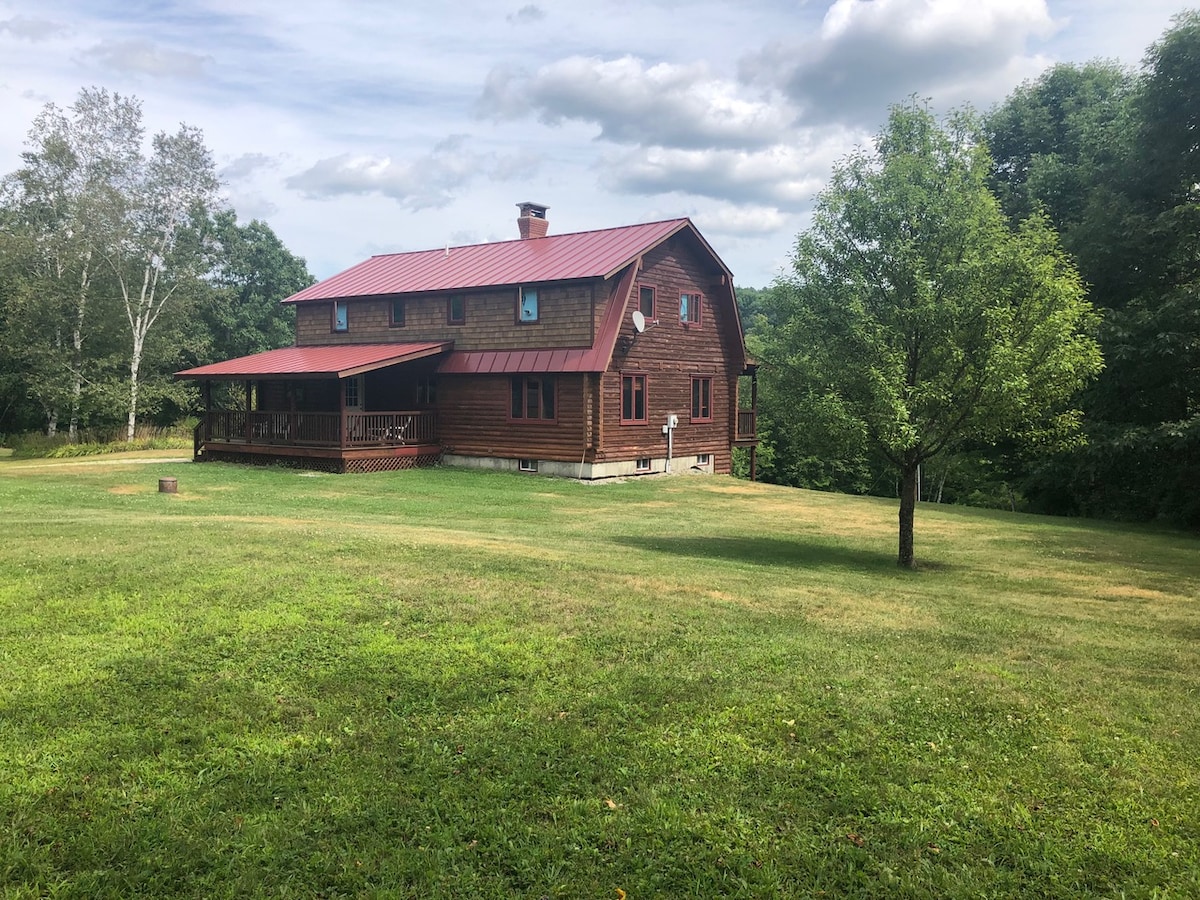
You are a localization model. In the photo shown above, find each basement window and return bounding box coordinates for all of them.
[518,458,539,473]
[635,457,652,472]
[696,453,711,466]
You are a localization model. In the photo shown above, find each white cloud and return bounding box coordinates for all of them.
[80,39,211,81]
[220,152,281,181]
[599,123,858,208]
[285,135,521,210]
[480,55,793,150]
[742,0,1062,124]
[0,16,68,41]
[601,144,829,208]
[691,203,793,237]
[507,5,546,24]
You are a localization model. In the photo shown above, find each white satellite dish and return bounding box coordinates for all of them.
[632,309,646,333]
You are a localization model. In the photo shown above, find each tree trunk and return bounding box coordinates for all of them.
[898,460,919,569]
[126,333,143,442]
[69,259,91,443]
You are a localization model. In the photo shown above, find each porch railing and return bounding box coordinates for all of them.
[204,410,436,448]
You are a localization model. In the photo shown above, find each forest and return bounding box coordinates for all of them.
[740,11,1200,528]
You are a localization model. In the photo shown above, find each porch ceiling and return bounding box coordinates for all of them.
[175,342,454,381]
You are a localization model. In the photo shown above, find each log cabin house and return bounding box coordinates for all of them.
[177,203,759,477]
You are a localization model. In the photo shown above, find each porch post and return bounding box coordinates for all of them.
[203,380,212,442]
[244,379,253,443]
[339,377,347,449]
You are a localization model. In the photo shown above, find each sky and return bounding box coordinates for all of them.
[0,0,1192,287]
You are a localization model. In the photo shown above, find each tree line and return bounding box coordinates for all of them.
[741,10,1200,532]
[0,88,313,442]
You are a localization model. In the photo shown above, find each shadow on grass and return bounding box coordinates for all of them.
[609,534,903,573]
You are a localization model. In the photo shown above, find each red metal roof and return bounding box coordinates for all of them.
[283,218,695,303]
[175,342,453,380]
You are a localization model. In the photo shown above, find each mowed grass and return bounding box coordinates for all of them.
[0,458,1196,898]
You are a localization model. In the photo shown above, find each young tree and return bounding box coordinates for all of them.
[757,102,1102,567]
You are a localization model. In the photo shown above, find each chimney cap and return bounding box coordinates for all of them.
[516,202,549,219]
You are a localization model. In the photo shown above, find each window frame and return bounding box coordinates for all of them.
[332,299,349,333]
[509,375,557,422]
[448,293,466,325]
[517,286,539,324]
[680,292,702,326]
[635,456,652,473]
[690,375,713,423]
[637,284,655,320]
[620,372,648,425]
[389,298,406,328]
[518,458,539,473]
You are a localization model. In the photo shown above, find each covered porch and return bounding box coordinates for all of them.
[176,342,452,473]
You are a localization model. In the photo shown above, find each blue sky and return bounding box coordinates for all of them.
[0,0,1191,286]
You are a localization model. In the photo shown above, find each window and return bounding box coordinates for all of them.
[518,459,539,473]
[518,286,539,323]
[344,376,360,409]
[635,457,652,472]
[416,376,436,406]
[332,299,349,332]
[696,453,711,466]
[638,285,655,319]
[389,298,406,327]
[680,292,702,325]
[691,376,712,422]
[448,294,466,325]
[510,375,556,420]
[621,374,647,424]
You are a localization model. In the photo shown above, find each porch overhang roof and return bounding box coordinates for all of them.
[175,342,454,381]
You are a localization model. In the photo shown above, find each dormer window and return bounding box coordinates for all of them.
[518,286,539,323]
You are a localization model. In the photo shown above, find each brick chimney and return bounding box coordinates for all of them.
[517,202,549,239]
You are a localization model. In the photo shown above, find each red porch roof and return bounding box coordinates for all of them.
[282,218,699,302]
[175,342,453,380]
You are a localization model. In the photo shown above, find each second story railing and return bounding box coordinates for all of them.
[736,409,757,441]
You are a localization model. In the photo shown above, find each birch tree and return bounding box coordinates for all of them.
[1,88,140,438]
[103,122,220,440]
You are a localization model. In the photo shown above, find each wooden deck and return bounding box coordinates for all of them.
[195,410,441,472]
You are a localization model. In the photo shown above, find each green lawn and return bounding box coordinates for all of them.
[0,457,1196,898]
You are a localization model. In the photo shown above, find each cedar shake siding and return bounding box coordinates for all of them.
[296,281,597,350]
